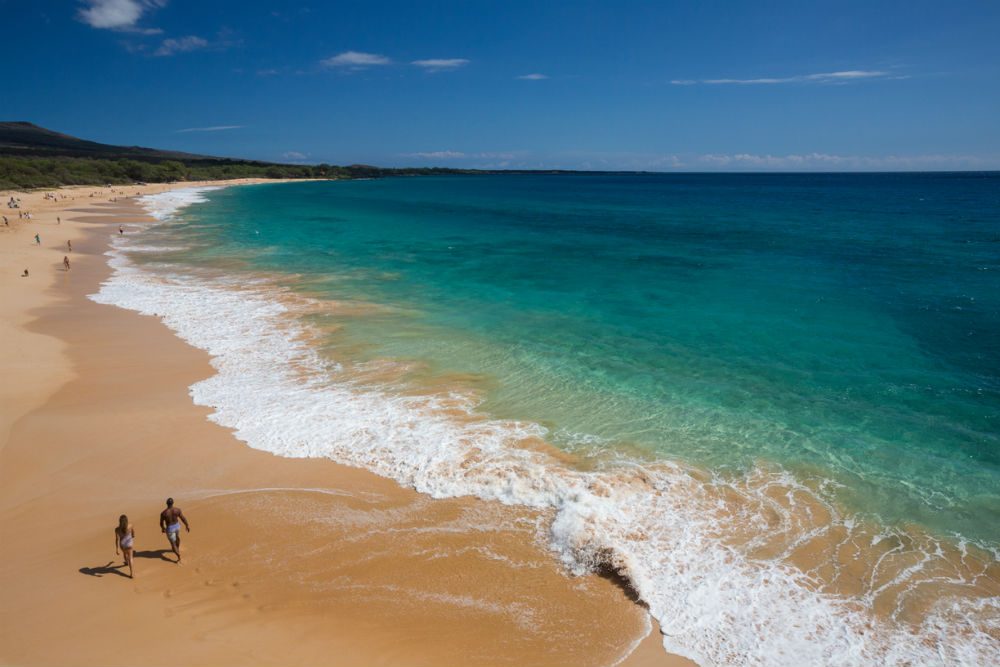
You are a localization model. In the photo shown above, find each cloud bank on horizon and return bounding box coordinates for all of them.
[396,150,997,172]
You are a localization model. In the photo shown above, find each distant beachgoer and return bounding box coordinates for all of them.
[67,240,72,252]
[21,269,29,277]
[159,498,190,563]
[57,216,61,225]
[115,515,136,578]
[3,216,7,226]
[34,233,40,245]
[118,225,124,235]
[63,256,71,271]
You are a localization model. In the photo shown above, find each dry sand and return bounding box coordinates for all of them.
[0,182,693,667]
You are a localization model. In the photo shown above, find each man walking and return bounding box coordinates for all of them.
[159,497,190,563]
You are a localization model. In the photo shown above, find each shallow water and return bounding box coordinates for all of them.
[93,175,1000,665]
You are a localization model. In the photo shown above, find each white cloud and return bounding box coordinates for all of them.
[175,125,243,133]
[78,0,165,31]
[673,70,895,85]
[401,151,523,163]
[321,51,391,68]
[155,35,208,56]
[475,152,517,160]
[282,151,308,161]
[411,58,470,72]
[404,151,466,159]
[693,152,992,170]
[517,73,548,80]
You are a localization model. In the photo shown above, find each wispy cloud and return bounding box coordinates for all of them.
[321,51,391,68]
[692,152,988,170]
[411,58,470,72]
[517,73,548,80]
[282,151,308,161]
[672,70,901,85]
[404,150,467,159]
[402,150,520,161]
[77,0,165,33]
[175,125,244,133]
[155,35,208,56]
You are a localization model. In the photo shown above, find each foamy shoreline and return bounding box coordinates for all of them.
[0,180,687,667]
[88,183,1000,665]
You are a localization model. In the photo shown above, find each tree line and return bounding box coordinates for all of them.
[0,155,477,190]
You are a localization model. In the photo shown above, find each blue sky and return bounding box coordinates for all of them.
[2,0,999,170]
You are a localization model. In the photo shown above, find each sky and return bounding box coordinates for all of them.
[2,0,999,171]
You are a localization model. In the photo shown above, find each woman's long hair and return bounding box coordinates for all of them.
[118,514,128,534]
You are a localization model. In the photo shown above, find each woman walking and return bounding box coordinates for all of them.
[114,515,136,578]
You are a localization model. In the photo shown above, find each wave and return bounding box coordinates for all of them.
[89,187,1000,666]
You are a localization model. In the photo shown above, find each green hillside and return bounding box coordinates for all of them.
[0,122,466,189]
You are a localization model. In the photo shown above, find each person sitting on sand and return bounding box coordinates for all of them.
[115,515,136,579]
[159,498,190,563]
[21,269,29,277]
[63,256,71,271]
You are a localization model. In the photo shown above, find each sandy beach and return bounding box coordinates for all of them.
[0,181,691,667]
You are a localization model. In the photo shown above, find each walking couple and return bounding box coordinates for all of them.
[114,497,191,578]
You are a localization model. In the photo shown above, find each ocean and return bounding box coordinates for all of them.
[92,173,1000,665]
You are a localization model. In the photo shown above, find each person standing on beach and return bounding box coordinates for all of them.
[159,498,190,563]
[63,256,71,271]
[67,240,72,252]
[34,233,40,245]
[118,225,124,235]
[115,515,136,579]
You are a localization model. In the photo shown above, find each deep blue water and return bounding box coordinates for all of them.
[169,173,1000,542]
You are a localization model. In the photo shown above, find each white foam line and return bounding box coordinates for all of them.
[85,187,1000,667]
[192,486,373,501]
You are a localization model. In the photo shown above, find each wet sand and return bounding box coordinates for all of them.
[0,183,691,667]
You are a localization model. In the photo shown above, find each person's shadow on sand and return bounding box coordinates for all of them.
[79,561,129,578]
[134,549,175,563]
[80,550,175,577]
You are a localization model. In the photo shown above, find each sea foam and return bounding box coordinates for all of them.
[90,187,1000,666]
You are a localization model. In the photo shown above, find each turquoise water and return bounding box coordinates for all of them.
[163,173,1000,544]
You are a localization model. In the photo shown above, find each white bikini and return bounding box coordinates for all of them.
[119,530,133,549]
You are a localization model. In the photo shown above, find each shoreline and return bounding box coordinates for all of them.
[0,181,689,667]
